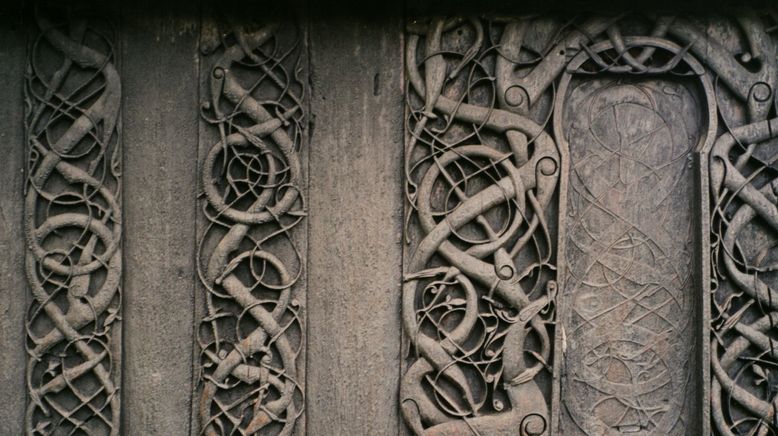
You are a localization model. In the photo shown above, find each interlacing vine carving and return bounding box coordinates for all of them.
[24,9,122,436]
[403,17,560,436]
[196,17,306,436]
[707,13,778,436]
[403,12,778,435]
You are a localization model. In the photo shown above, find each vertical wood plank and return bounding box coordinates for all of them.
[121,2,200,434]
[0,4,26,433]
[307,4,404,434]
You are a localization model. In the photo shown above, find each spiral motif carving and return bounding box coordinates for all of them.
[402,12,778,436]
[195,18,306,436]
[698,12,778,436]
[24,11,122,436]
[402,17,560,435]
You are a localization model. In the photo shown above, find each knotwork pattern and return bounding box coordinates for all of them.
[196,16,306,436]
[555,37,714,434]
[707,13,778,436]
[24,8,122,436]
[403,17,560,436]
[402,12,778,436]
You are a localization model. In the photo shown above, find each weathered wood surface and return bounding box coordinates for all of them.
[555,73,709,435]
[192,4,309,434]
[307,4,405,435]
[4,5,778,436]
[122,2,199,434]
[0,3,26,434]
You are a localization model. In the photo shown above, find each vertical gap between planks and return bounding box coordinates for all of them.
[189,1,204,434]
[303,0,313,433]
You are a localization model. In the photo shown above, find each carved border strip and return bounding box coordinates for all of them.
[194,14,307,436]
[401,17,560,436]
[24,8,123,435]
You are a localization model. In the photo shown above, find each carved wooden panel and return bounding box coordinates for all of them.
[555,39,715,435]
[194,9,307,436]
[24,6,123,435]
[401,11,778,436]
[402,17,560,436]
[4,4,778,436]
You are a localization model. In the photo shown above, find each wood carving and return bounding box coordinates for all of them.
[24,7,122,435]
[403,17,560,436]
[403,12,778,436]
[195,15,306,436]
[706,13,778,436]
[555,37,715,435]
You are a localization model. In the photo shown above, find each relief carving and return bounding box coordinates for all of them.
[555,37,716,434]
[195,15,306,436]
[705,14,778,436]
[24,7,122,435]
[402,17,560,435]
[403,12,778,436]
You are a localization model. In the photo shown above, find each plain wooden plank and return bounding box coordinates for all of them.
[0,4,27,434]
[307,5,404,435]
[121,2,200,434]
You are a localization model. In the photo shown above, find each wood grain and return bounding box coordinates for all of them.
[0,4,27,433]
[307,4,405,434]
[121,2,200,434]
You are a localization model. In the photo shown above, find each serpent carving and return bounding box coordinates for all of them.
[24,10,122,436]
[403,17,560,436]
[403,12,778,435]
[707,13,778,435]
[16,8,778,436]
[196,17,306,436]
